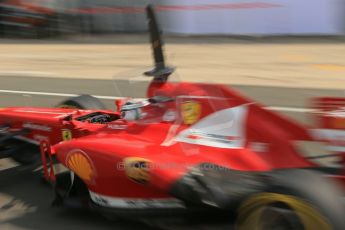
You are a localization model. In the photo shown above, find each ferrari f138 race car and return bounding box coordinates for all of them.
[1,5,345,230]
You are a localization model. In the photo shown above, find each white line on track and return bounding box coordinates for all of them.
[267,106,314,113]
[0,89,124,100]
[0,89,313,113]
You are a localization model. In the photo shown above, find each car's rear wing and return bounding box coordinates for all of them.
[311,97,345,129]
[309,97,345,156]
[312,97,345,112]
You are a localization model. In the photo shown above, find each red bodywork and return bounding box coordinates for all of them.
[1,81,333,209]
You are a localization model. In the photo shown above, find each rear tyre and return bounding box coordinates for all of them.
[236,169,345,230]
[56,94,106,110]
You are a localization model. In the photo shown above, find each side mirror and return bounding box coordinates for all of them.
[115,99,128,113]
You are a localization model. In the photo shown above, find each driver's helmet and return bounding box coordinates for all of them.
[120,99,150,121]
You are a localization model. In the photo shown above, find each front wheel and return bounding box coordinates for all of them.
[56,94,106,110]
[7,140,41,165]
[236,169,345,230]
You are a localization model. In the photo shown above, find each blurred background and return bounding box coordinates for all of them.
[0,0,344,37]
[1,1,345,230]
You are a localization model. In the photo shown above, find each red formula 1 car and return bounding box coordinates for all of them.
[1,5,345,230]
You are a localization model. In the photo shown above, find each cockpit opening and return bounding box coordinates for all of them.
[76,112,120,124]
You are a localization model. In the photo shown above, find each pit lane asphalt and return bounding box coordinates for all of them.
[0,75,343,230]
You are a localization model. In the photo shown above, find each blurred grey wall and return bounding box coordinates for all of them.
[78,0,157,32]
[73,0,345,35]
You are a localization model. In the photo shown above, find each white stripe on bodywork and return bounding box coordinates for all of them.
[268,106,315,113]
[175,105,248,149]
[311,129,345,140]
[310,129,345,152]
[89,191,185,209]
[327,146,345,152]
[0,89,124,100]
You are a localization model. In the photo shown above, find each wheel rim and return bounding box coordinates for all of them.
[236,193,332,230]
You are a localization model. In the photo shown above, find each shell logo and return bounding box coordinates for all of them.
[66,150,95,183]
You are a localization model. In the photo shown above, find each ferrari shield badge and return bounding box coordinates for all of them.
[62,129,72,141]
[124,157,151,185]
[181,101,201,125]
[66,150,95,183]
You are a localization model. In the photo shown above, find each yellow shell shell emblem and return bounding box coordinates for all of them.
[124,157,151,185]
[66,151,94,183]
[181,101,201,125]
